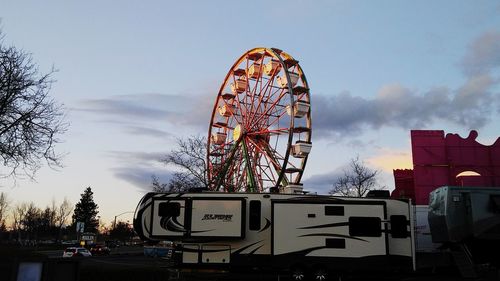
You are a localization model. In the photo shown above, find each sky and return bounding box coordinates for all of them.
[1,0,499,225]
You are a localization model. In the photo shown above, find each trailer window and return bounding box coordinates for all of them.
[249,200,261,231]
[349,217,381,237]
[325,238,346,248]
[325,206,344,216]
[390,215,408,238]
[158,202,181,217]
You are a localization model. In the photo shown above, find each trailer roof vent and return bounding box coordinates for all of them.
[366,190,390,198]
[280,184,304,194]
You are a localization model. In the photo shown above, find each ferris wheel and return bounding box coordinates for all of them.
[207,47,312,193]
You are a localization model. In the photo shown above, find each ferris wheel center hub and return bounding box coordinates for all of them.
[233,124,243,141]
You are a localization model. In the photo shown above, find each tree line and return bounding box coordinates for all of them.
[0,194,73,243]
[0,187,133,245]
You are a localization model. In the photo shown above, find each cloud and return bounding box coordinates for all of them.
[123,126,172,139]
[313,30,500,139]
[313,77,498,138]
[111,165,174,192]
[78,93,186,119]
[76,92,213,131]
[366,149,412,173]
[105,150,174,191]
[461,30,500,76]
[303,168,345,195]
[451,74,496,127]
[78,97,172,120]
[105,150,166,165]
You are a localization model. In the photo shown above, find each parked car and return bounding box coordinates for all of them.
[90,244,111,256]
[63,247,92,258]
[105,240,120,248]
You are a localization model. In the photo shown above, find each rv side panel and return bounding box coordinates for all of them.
[272,200,387,258]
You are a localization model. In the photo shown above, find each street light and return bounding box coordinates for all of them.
[113,211,134,229]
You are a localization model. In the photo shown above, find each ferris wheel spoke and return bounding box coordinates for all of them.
[246,138,281,168]
[262,144,289,187]
[247,71,277,127]
[247,139,277,192]
[250,144,265,192]
[241,138,257,192]
[257,106,289,132]
[252,104,287,131]
[247,127,289,136]
[252,89,287,128]
[248,56,283,127]
[213,138,242,190]
[226,152,244,192]
[228,155,245,190]
[257,152,278,187]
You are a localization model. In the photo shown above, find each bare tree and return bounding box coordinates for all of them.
[44,199,57,227]
[330,156,385,197]
[55,198,72,241]
[0,30,67,179]
[22,202,41,240]
[157,135,208,191]
[55,198,72,229]
[11,202,28,241]
[0,192,9,228]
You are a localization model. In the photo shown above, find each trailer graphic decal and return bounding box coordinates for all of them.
[232,240,264,255]
[298,222,350,229]
[143,217,151,235]
[298,233,368,242]
[202,214,233,222]
[161,216,215,234]
[161,216,186,233]
[258,218,271,233]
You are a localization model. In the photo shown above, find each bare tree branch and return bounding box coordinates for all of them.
[151,175,169,192]
[0,192,9,227]
[0,30,67,180]
[156,135,208,191]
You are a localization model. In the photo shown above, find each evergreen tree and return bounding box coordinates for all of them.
[72,187,99,233]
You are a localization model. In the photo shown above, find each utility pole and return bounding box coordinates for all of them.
[113,211,134,229]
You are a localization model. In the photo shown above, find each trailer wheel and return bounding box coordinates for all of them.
[312,266,329,281]
[290,265,307,281]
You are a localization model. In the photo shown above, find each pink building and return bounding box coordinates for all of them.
[392,130,500,204]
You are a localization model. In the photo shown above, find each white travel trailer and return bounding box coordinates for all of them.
[134,191,416,280]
